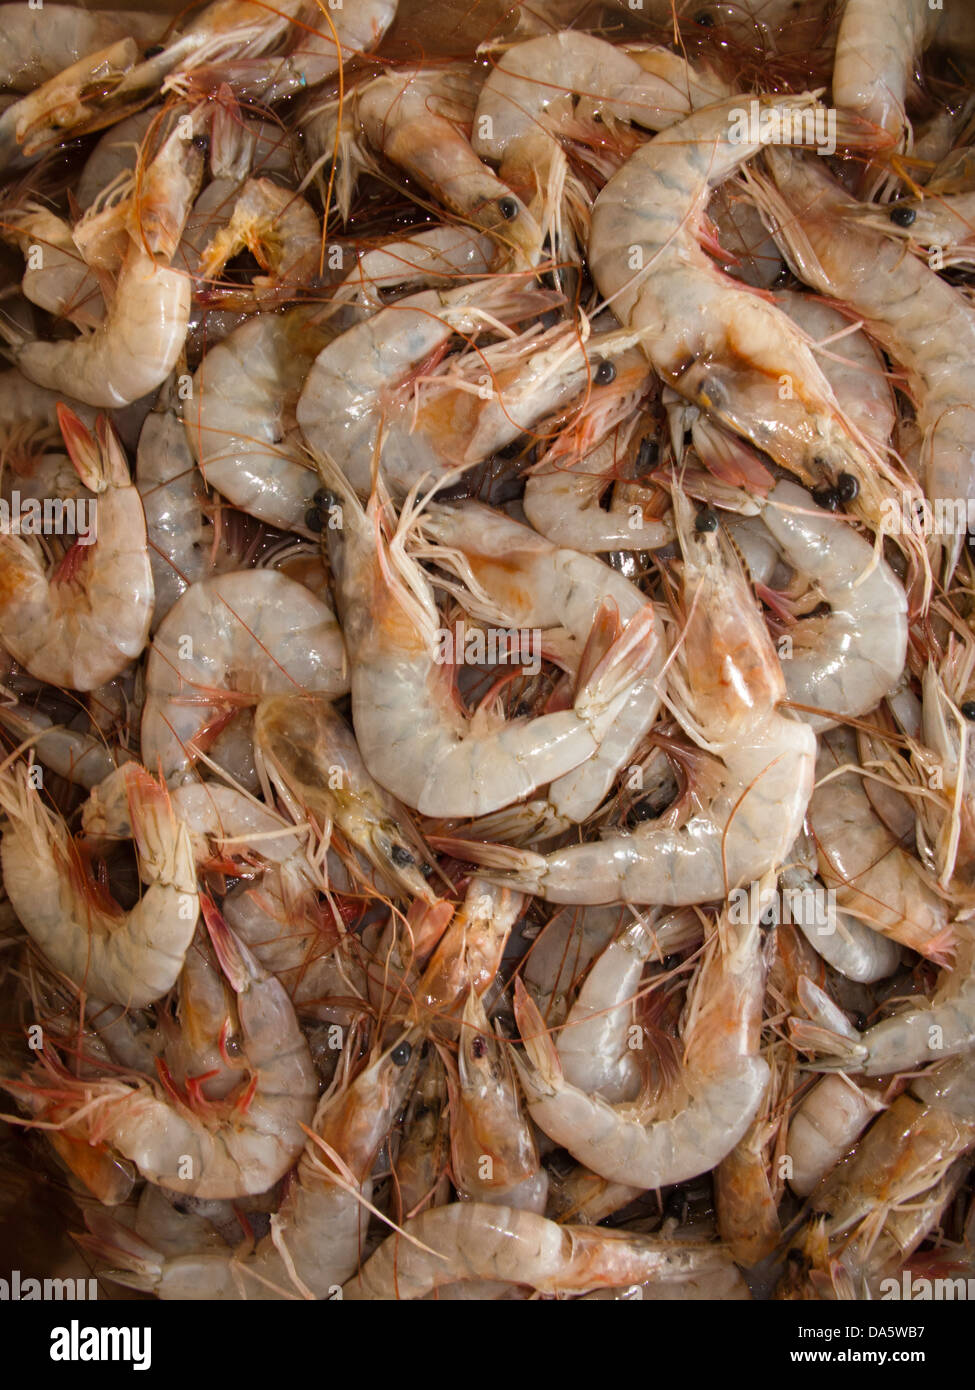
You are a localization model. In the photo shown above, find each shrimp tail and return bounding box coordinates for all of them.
[512,976,561,1083]
[74,1213,163,1293]
[429,834,546,880]
[125,763,194,890]
[788,1016,868,1066]
[575,606,657,738]
[201,891,260,992]
[57,403,128,491]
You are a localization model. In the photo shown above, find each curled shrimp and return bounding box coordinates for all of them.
[80,1028,418,1297]
[141,569,348,787]
[0,406,153,692]
[508,874,773,1191]
[0,759,198,1008]
[464,493,815,905]
[186,306,335,533]
[784,1073,885,1197]
[9,244,190,409]
[588,94,895,512]
[320,461,656,818]
[328,225,494,322]
[832,0,937,149]
[194,179,320,310]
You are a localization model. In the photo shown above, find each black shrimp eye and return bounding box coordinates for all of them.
[662,953,681,971]
[390,844,415,868]
[836,472,860,503]
[471,1035,488,1059]
[420,861,435,878]
[391,1041,412,1067]
[694,10,715,24]
[192,134,210,153]
[695,507,719,533]
[593,360,616,386]
[498,196,520,222]
[313,487,335,508]
[812,486,841,511]
[961,700,975,720]
[305,507,324,533]
[628,799,657,824]
[890,203,917,227]
[851,1010,868,1031]
[144,43,166,57]
[635,435,658,474]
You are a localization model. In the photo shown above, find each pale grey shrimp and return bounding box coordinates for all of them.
[327,225,494,322]
[185,306,334,534]
[588,95,897,516]
[784,1073,885,1197]
[750,146,975,575]
[0,760,198,1008]
[342,1202,734,1300]
[464,495,815,906]
[320,461,656,819]
[141,569,348,787]
[856,189,975,270]
[1,203,104,329]
[507,875,773,1191]
[0,4,166,92]
[833,0,936,148]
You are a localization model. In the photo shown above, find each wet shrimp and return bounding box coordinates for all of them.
[507,874,773,1190]
[447,988,548,1212]
[9,245,190,409]
[328,225,494,322]
[588,95,895,512]
[81,1030,418,1297]
[784,1073,886,1197]
[194,179,320,311]
[185,306,335,533]
[832,0,936,148]
[141,569,348,787]
[464,494,815,905]
[320,462,656,819]
[0,5,166,93]
[254,692,438,904]
[342,1202,734,1300]
[0,407,153,692]
[0,759,198,1008]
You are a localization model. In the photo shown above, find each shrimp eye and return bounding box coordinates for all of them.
[391,1042,412,1067]
[812,486,840,511]
[851,1010,868,1031]
[498,197,520,221]
[662,954,681,971]
[627,799,658,826]
[593,360,616,386]
[889,204,916,227]
[694,507,719,532]
[694,10,715,24]
[961,701,975,720]
[390,844,415,868]
[471,1035,488,1059]
[420,861,435,878]
[635,436,658,474]
[313,487,336,509]
[836,472,860,503]
[144,43,166,57]
[192,134,210,154]
[305,507,325,532]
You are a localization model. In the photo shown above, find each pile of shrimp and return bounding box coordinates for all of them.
[1,0,975,1302]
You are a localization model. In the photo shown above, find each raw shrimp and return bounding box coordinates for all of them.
[136,396,226,631]
[82,1030,418,1296]
[0,407,153,692]
[588,95,893,509]
[75,109,156,212]
[2,204,104,329]
[10,903,317,1202]
[393,1047,451,1221]
[321,462,656,818]
[0,369,96,462]
[352,64,544,270]
[508,874,773,1190]
[809,727,952,963]
[342,1202,734,1300]
[832,0,935,147]
[297,281,594,498]
[784,1073,885,1197]
[751,147,975,574]
[757,480,908,728]
[790,1052,975,1296]
[185,306,335,533]
[447,988,548,1212]
[141,569,348,787]
[412,878,525,1022]
[555,912,657,1103]
[522,425,674,554]
[0,760,198,1008]
[254,692,438,904]
[857,189,975,270]
[778,863,902,984]
[0,5,166,93]
[0,704,133,790]
[415,498,664,824]
[714,1044,792,1266]
[195,179,320,310]
[920,645,975,885]
[11,246,191,409]
[328,225,494,321]
[467,495,815,905]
